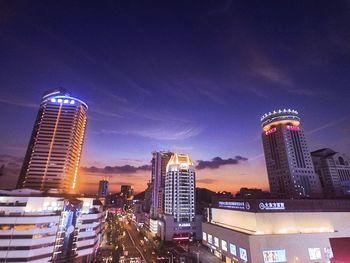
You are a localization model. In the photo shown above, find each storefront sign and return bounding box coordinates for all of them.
[262,250,287,262]
[259,202,285,210]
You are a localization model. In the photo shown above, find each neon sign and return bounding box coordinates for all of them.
[287,125,300,131]
[265,128,277,135]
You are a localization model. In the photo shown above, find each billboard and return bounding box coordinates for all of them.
[222,240,227,251]
[262,250,287,262]
[230,243,237,256]
[308,248,322,260]
[208,234,213,244]
[240,247,248,261]
[214,237,219,247]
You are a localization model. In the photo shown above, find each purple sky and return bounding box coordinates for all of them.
[1,1,350,193]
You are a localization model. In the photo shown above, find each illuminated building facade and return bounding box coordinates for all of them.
[17,88,88,193]
[311,148,350,197]
[98,179,109,197]
[150,151,173,218]
[160,153,201,241]
[0,189,105,263]
[261,109,322,198]
[202,198,350,263]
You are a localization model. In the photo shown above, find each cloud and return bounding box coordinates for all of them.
[81,164,151,174]
[196,178,217,184]
[90,108,123,118]
[0,98,38,108]
[306,114,350,135]
[98,125,203,140]
[196,156,248,170]
[248,47,324,96]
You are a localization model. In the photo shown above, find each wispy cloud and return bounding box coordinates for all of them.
[306,114,350,135]
[90,108,123,118]
[248,48,324,96]
[98,125,203,141]
[0,98,37,108]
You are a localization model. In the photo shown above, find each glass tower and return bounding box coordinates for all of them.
[17,88,88,193]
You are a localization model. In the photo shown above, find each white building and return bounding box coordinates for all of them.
[160,153,201,241]
[0,189,105,262]
[261,109,323,198]
[311,148,350,197]
[202,198,350,263]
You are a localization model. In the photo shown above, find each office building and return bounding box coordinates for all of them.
[261,109,322,198]
[17,88,88,193]
[150,151,173,218]
[311,148,350,197]
[159,153,201,241]
[98,178,109,197]
[0,189,105,263]
[202,198,350,263]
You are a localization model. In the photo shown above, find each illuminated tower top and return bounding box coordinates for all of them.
[18,88,88,193]
[261,109,300,132]
[166,153,194,172]
[260,109,323,199]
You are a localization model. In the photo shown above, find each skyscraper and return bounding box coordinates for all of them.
[98,178,109,197]
[261,109,322,199]
[311,148,350,197]
[17,88,88,193]
[150,151,173,218]
[159,153,201,241]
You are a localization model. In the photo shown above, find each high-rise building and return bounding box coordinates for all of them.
[98,178,109,197]
[311,148,350,197]
[159,153,201,241]
[17,88,88,193]
[261,109,322,199]
[150,151,173,218]
[0,189,105,263]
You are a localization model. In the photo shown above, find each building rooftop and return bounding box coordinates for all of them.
[311,148,338,157]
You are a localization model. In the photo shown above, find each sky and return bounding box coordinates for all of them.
[1,1,350,194]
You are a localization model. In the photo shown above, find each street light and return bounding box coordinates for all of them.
[167,251,174,263]
[195,251,199,263]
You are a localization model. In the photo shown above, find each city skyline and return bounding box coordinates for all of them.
[1,1,350,194]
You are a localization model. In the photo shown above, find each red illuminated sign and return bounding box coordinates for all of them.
[265,128,277,135]
[287,125,300,131]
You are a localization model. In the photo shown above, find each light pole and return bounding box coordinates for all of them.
[167,251,174,263]
[195,251,199,263]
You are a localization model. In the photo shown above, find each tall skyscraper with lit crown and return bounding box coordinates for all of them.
[261,109,322,198]
[159,153,201,241]
[17,88,88,193]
